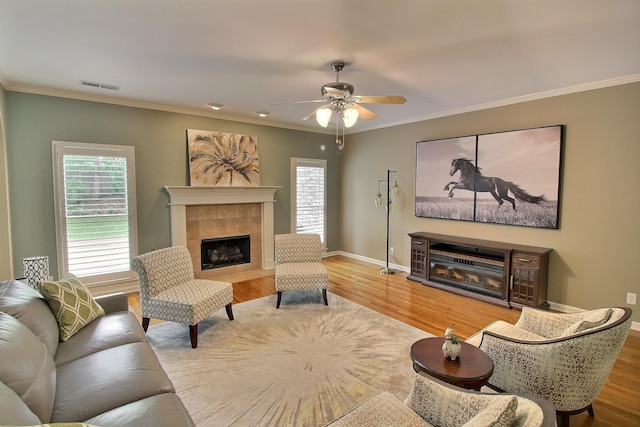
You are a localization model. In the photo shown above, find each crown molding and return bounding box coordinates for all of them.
[3,82,329,135]
[4,74,638,135]
[360,74,640,133]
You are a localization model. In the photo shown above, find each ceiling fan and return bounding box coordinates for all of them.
[292,62,407,129]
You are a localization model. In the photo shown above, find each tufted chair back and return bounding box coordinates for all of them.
[132,246,194,302]
[275,233,322,264]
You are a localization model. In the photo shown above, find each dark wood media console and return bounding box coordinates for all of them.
[408,232,551,309]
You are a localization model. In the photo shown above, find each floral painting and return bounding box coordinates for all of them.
[187,129,260,186]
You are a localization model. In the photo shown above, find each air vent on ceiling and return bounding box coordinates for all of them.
[80,80,120,91]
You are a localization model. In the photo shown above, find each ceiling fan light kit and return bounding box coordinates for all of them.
[286,61,406,148]
[316,107,332,127]
[342,107,359,128]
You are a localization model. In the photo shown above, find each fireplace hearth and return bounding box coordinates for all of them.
[201,235,250,270]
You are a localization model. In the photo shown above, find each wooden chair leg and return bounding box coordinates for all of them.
[322,288,328,305]
[587,404,595,417]
[189,324,198,348]
[226,303,234,320]
[276,291,282,308]
[556,412,570,427]
[142,317,150,332]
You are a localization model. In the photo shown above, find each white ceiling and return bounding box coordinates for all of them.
[1,0,639,134]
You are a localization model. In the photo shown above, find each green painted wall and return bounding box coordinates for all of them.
[4,92,338,279]
[339,82,640,322]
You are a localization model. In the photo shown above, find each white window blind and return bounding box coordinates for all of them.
[291,158,326,243]
[52,141,138,284]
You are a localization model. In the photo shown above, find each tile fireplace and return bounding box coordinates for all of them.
[164,186,279,279]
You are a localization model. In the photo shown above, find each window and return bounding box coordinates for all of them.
[52,141,138,284]
[291,158,326,244]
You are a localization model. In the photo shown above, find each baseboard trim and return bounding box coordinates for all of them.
[336,251,640,332]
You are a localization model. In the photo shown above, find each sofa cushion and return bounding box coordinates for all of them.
[55,311,148,366]
[461,396,518,427]
[0,380,42,425]
[327,391,428,426]
[85,392,195,427]
[52,342,175,422]
[0,279,60,354]
[561,308,613,336]
[0,312,56,423]
[37,274,105,341]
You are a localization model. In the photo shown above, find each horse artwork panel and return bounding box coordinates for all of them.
[415,126,563,229]
[444,158,546,210]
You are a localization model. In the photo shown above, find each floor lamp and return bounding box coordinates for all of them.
[375,169,399,274]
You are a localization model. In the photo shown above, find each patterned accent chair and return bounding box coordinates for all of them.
[132,246,234,348]
[466,306,633,427]
[328,373,556,426]
[274,233,328,308]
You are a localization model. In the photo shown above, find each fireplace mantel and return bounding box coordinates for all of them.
[164,186,280,269]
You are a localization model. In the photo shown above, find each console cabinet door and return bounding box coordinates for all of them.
[410,237,427,280]
[510,252,546,307]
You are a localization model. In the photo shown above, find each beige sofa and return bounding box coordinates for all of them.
[327,373,556,427]
[0,279,194,426]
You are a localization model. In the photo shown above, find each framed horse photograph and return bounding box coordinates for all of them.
[415,125,564,229]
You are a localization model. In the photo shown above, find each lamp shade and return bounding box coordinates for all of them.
[342,107,359,128]
[22,256,49,288]
[316,107,332,127]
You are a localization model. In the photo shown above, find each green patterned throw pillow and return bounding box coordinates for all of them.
[37,273,105,341]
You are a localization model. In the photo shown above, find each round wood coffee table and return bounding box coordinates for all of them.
[410,337,494,390]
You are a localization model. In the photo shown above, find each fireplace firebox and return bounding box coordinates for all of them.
[201,235,250,270]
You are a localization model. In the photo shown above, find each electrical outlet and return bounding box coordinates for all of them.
[389,247,394,255]
[627,293,637,305]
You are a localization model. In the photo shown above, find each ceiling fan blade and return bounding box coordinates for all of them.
[352,103,377,120]
[273,99,327,106]
[355,95,407,104]
[303,108,318,121]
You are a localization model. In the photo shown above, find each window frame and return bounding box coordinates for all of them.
[51,140,138,285]
[290,157,327,246]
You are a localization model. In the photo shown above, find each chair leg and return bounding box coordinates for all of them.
[556,403,595,426]
[226,303,234,320]
[322,288,328,305]
[189,324,198,348]
[556,412,570,427]
[142,317,150,332]
[276,291,282,308]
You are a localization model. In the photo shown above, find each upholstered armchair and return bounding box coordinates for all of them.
[466,306,632,427]
[274,233,328,308]
[328,373,556,427]
[132,246,234,348]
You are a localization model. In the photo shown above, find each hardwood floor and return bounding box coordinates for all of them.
[128,255,640,427]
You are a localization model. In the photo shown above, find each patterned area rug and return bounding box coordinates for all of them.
[147,291,431,426]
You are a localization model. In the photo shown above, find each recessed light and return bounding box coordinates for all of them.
[208,103,223,110]
[257,111,269,117]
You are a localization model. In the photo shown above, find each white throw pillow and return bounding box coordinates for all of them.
[561,308,612,336]
[462,396,518,427]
